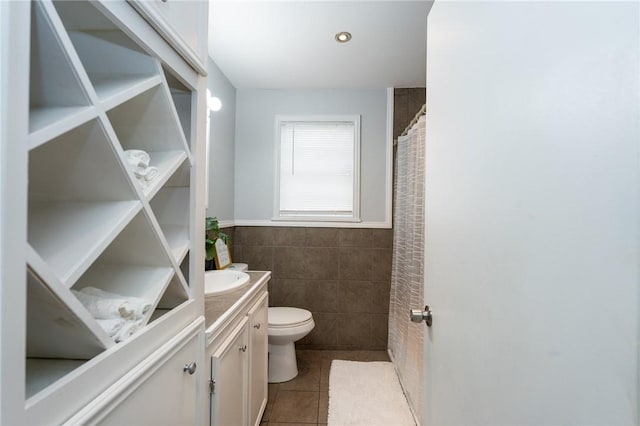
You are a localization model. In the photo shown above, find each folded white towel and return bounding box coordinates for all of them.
[115,320,142,343]
[126,158,147,175]
[124,149,150,168]
[134,166,159,182]
[135,178,149,189]
[81,287,152,320]
[96,318,126,337]
[72,289,134,319]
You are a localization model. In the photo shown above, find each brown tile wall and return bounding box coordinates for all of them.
[231,227,393,350]
[394,88,426,140]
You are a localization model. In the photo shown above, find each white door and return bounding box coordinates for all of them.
[423,1,639,425]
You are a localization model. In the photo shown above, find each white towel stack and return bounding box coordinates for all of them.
[96,318,126,336]
[72,286,152,343]
[124,149,159,188]
[81,287,152,319]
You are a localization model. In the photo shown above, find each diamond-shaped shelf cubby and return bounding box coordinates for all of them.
[29,1,94,144]
[180,253,190,284]
[148,272,190,325]
[28,118,141,288]
[26,261,113,359]
[163,66,194,150]
[150,187,190,263]
[25,245,115,399]
[72,210,189,332]
[156,273,190,310]
[149,163,192,264]
[52,0,161,111]
[107,85,190,200]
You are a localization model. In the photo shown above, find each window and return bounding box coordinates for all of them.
[274,115,361,221]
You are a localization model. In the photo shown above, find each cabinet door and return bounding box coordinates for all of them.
[210,317,249,426]
[128,0,208,74]
[248,292,269,426]
[65,320,203,426]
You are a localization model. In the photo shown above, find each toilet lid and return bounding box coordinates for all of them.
[268,307,313,328]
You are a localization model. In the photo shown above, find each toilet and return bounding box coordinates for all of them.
[267,307,315,383]
[225,263,315,383]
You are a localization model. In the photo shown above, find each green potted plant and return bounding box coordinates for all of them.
[205,216,231,270]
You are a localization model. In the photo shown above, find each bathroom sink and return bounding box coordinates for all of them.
[204,270,250,296]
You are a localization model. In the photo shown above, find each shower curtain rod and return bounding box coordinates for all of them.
[394,104,426,146]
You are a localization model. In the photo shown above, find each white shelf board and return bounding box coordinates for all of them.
[28,200,141,287]
[96,74,162,112]
[73,264,174,305]
[161,224,189,262]
[26,359,87,400]
[29,106,97,147]
[141,150,188,200]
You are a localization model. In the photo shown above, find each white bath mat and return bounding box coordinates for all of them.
[328,360,415,426]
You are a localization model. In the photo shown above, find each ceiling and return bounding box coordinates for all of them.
[208,1,429,89]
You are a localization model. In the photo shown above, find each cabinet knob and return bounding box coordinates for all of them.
[183,362,197,375]
[253,323,261,329]
[239,344,247,353]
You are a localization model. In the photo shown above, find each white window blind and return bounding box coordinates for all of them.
[276,117,360,220]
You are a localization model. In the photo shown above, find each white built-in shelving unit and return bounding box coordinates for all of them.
[13,0,204,412]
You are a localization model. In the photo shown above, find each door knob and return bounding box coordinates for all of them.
[410,305,433,327]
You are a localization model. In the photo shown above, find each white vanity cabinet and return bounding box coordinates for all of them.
[0,0,207,424]
[207,277,269,426]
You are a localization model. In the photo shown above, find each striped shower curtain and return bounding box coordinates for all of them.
[388,114,426,424]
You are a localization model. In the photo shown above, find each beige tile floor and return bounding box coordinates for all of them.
[261,350,390,426]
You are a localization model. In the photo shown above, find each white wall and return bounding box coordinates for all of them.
[206,59,236,224]
[424,1,639,424]
[234,89,390,226]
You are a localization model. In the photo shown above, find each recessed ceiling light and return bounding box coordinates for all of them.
[335,32,352,43]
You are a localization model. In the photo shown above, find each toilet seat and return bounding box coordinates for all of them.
[268,307,313,328]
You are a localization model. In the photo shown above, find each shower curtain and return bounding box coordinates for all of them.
[388,114,426,424]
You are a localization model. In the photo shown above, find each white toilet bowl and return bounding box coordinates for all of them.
[268,307,315,383]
